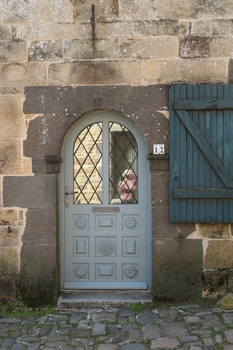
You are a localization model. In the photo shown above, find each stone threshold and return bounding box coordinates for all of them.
[57,290,153,309]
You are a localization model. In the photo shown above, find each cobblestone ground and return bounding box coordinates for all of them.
[1,304,233,350]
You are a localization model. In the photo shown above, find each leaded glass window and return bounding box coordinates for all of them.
[73,123,103,204]
[73,121,138,205]
[109,123,138,204]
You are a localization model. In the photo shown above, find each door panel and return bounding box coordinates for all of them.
[61,112,150,290]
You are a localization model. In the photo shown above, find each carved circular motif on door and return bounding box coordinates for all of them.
[75,265,87,278]
[125,217,137,229]
[124,266,137,278]
[97,238,114,255]
[75,216,87,229]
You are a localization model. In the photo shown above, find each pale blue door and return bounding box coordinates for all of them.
[61,112,151,289]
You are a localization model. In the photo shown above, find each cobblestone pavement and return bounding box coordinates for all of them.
[1,304,233,350]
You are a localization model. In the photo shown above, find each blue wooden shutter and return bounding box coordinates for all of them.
[169,84,233,223]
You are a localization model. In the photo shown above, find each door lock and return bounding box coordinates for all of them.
[65,191,79,195]
[65,186,78,208]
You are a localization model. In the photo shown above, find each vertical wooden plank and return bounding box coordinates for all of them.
[198,84,205,222]
[180,84,187,222]
[169,84,176,222]
[186,85,193,222]
[204,84,211,222]
[229,85,233,221]
[223,84,230,222]
[210,84,217,223]
[174,84,181,222]
[192,85,199,222]
[216,84,224,222]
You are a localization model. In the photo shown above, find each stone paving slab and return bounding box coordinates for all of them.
[0,304,233,349]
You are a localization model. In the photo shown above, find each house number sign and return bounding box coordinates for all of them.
[153,144,165,155]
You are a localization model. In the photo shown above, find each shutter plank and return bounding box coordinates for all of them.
[174,189,233,198]
[169,85,176,222]
[186,85,193,222]
[174,100,233,110]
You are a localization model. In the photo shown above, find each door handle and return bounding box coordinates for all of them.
[65,186,78,208]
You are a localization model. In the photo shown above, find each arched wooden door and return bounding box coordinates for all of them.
[60,112,151,290]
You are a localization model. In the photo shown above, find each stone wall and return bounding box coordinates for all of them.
[0,0,233,304]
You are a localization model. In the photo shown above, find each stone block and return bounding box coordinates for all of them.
[0,63,46,86]
[212,20,231,35]
[156,0,233,19]
[23,209,56,245]
[3,175,57,209]
[196,223,231,239]
[151,172,169,207]
[54,0,73,22]
[0,139,22,174]
[28,40,63,62]
[120,37,178,59]
[0,276,18,302]
[18,210,24,226]
[0,209,17,226]
[0,25,11,40]
[48,61,141,85]
[0,87,24,94]
[152,207,195,239]
[0,95,25,138]
[24,114,71,157]
[142,60,179,84]
[152,239,203,300]
[0,39,26,62]
[151,337,179,349]
[120,0,155,20]
[218,293,233,309]
[31,158,47,175]
[22,23,90,40]
[23,157,32,175]
[96,22,131,38]
[0,0,54,23]
[203,270,228,296]
[0,227,20,247]
[210,36,233,57]
[191,20,212,36]
[205,241,233,269]
[23,85,169,115]
[64,38,118,59]
[23,85,168,157]
[20,244,57,306]
[73,0,119,22]
[0,247,19,275]
[180,37,210,58]
[130,20,187,37]
[178,58,227,83]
